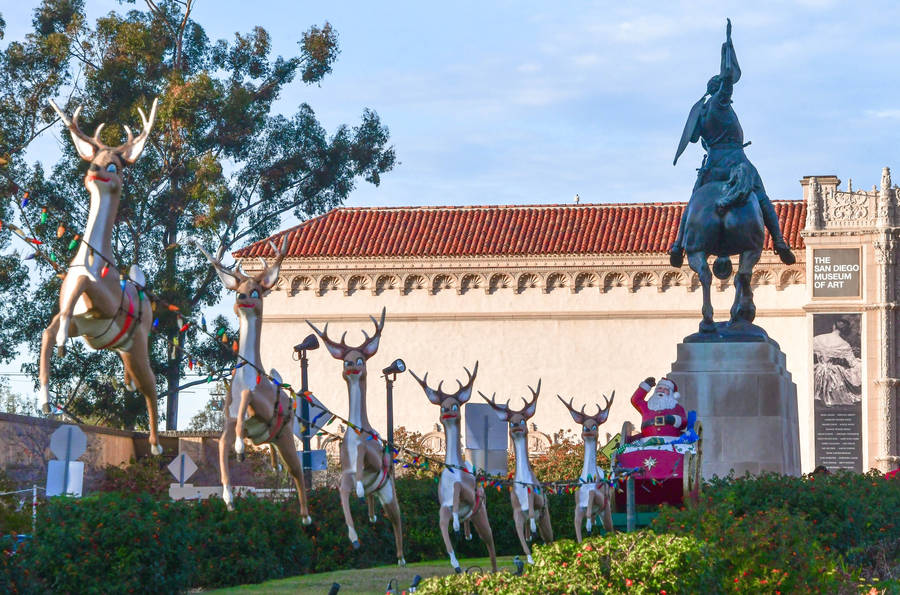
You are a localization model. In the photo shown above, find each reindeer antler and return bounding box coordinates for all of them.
[557,394,588,425]
[255,235,288,290]
[49,98,158,164]
[307,307,387,361]
[118,98,158,164]
[185,237,249,291]
[558,390,615,426]
[479,378,540,421]
[594,390,615,424]
[411,361,479,405]
[49,100,103,161]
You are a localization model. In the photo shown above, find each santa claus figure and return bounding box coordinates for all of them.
[629,376,687,442]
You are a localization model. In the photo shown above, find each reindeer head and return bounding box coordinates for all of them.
[410,362,478,425]
[307,308,386,385]
[557,392,614,440]
[479,380,540,439]
[190,235,287,319]
[49,99,158,197]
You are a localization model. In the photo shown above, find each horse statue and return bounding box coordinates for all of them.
[669,19,795,336]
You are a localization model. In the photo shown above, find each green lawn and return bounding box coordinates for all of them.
[208,555,516,594]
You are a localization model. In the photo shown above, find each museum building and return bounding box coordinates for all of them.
[235,168,900,475]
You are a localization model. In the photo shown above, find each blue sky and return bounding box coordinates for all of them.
[5,0,900,425]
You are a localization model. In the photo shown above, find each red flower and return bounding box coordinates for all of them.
[625,578,633,587]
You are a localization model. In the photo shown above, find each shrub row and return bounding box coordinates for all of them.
[4,471,899,593]
[1,477,583,593]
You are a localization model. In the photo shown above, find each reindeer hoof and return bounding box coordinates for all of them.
[526,555,534,565]
[41,403,51,415]
[398,558,406,567]
[302,516,312,526]
[453,514,460,532]
[355,481,365,499]
[454,566,462,574]
[351,540,360,550]
[57,345,65,358]
[369,515,377,523]
[465,532,473,541]
[150,443,163,456]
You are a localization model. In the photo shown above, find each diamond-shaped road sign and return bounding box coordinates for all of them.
[167,453,198,487]
[49,425,87,461]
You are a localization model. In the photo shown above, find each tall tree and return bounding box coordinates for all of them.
[8,0,395,430]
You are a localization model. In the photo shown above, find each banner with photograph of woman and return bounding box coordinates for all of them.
[813,313,863,472]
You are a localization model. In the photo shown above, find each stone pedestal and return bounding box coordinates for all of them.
[668,339,801,478]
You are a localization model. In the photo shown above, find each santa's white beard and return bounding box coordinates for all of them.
[647,392,678,411]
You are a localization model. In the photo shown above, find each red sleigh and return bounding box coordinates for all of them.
[612,418,703,509]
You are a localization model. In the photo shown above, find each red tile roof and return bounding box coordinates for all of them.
[234,201,806,259]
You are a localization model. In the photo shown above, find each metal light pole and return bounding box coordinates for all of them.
[293,334,319,489]
[381,359,406,451]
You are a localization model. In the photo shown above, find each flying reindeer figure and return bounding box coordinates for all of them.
[480,381,553,564]
[410,362,497,573]
[190,237,310,522]
[307,309,406,566]
[40,98,162,455]
[557,392,616,542]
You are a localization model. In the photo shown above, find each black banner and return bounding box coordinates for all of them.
[812,313,863,472]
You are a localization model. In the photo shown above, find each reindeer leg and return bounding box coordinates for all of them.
[268,445,280,472]
[377,478,405,566]
[120,345,161,455]
[585,489,595,535]
[602,486,615,534]
[355,441,368,498]
[574,496,584,543]
[275,431,311,524]
[471,491,497,572]
[528,490,537,535]
[464,520,473,541]
[439,506,460,572]
[55,276,88,356]
[220,417,237,511]
[452,481,462,532]
[537,495,553,543]
[512,504,533,564]
[233,389,252,459]
[340,472,360,548]
[39,313,63,414]
[362,494,375,523]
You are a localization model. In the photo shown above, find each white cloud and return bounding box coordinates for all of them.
[865,109,900,120]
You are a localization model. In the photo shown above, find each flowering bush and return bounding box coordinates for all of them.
[418,533,721,594]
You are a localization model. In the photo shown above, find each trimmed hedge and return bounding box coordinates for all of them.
[2,478,568,593]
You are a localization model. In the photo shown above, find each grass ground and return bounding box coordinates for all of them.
[208,555,516,594]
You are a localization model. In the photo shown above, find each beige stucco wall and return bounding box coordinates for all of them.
[251,253,813,471]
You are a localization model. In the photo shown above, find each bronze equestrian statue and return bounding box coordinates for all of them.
[670,19,795,337]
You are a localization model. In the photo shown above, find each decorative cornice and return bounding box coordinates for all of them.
[267,308,807,323]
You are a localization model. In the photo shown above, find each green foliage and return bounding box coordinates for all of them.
[418,533,721,594]
[0,469,32,534]
[21,492,193,594]
[98,457,170,498]
[654,505,845,592]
